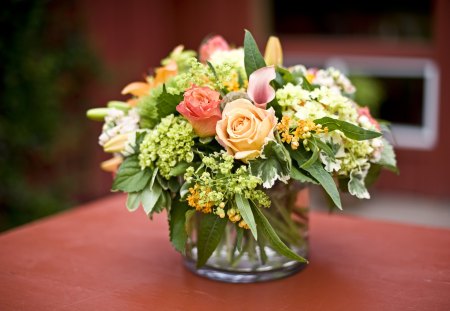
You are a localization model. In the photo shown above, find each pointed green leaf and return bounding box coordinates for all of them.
[244,30,266,77]
[290,148,342,209]
[314,117,382,140]
[313,137,335,160]
[126,192,141,212]
[141,182,162,215]
[290,166,318,184]
[169,198,190,254]
[235,193,257,240]
[112,155,152,192]
[197,213,228,268]
[300,144,319,169]
[251,204,308,263]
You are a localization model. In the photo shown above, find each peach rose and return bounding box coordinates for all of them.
[176,85,222,137]
[216,99,277,162]
[199,35,229,63]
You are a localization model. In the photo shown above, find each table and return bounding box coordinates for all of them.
[1,194,449,311]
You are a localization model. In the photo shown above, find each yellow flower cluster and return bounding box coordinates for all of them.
[187,184,213,214]
[277,115,328,150]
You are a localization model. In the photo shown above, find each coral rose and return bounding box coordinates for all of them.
[199,35,230,63]
[176,85,222,137]
[216,99,277,162]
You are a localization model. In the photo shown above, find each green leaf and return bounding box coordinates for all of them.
[169,162,190,177]
[290,148,342,209]
[185,209,196,234]
[169,198,190,254]
[290,165,318,184]
[348,169,370,199]
[301,75,315,91]
[257,228,268,265]
[133,131,147,153]
[156,84,183,119]
[235,193,257,240]
[266,96,283,119]
[378,138,398,173]
[275,66,298,86]
[364,163,382,188]
[168,177,181,193]
[248,140,291,188]
[243,30,266,77]
[196,213,228,268]
[313,136,335,160]
[251,203,308,263]
[111,156,152,192]
[141,182,162,216]
[180,181,193,199]
[126,192,141,212]
[154,190,171,214]
[138,95,159,129]
[235,226,244,253]
[156,173,169,190]
[314,117,382,140]
[300,143,319,169]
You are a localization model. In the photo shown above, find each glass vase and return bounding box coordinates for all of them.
[183,180,309,283]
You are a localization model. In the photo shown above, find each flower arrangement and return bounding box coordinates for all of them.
[87,31,397,272]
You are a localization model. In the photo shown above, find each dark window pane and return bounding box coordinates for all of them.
[273,0,432,41]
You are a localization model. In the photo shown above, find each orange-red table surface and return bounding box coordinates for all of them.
[1,194,449,311]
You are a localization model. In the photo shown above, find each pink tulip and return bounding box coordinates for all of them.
[176,85,222,137]
[199,35,230,63]
[247,66,276,109]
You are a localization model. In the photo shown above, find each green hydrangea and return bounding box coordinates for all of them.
[139,114,195,179]
[169,58,214,92]
[338,139,374,175]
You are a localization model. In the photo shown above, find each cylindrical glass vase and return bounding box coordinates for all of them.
[183,180,309,283]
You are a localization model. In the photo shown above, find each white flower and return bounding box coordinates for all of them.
[99,108,140,146]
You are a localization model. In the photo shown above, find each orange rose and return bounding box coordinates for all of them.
[176,85,222,137]
[216,99,277,162]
